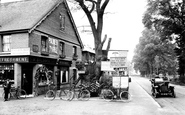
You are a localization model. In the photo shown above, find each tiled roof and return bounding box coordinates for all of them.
[0,0,61,32]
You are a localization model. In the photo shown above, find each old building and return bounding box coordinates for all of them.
[82,46,95,65]
[0,0,83,95]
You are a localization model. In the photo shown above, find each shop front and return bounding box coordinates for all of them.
[0,64,14,86]
[0,56,57,95]
[56,59,72,90]
[0,56,29,88]
[0,56,78,95]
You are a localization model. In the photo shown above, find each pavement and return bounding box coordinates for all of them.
[0,77,175,115]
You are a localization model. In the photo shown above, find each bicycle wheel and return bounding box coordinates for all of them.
[79,89,90,101]
[45,90,55,101]
[17,89,27,99]
[60,90,74,101]
[103,89,114,101]
[120,91,131,101]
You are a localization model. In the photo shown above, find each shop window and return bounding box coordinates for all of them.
[41,36,49,55]
[0,64,14,86]
[1,35,11,52]
[36,65,53,86]
[38,72,47,85]
[60,70,68,83]
[49,37,58,54]
[59,14,65,31]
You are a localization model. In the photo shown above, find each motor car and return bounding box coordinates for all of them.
[150,77,176,98]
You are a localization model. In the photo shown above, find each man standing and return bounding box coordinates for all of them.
[3,79,11,101]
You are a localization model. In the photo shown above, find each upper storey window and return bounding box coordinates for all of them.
[73,46,77,56]
[41,36,49,55]
[2,35,11,52]
[49,37,58,54]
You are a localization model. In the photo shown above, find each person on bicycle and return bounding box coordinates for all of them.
[3,79,11,101]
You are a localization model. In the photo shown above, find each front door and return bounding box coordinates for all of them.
[22,64,33,94]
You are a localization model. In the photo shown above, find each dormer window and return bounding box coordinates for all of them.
[2,35,11,52]
[59,14,65,31]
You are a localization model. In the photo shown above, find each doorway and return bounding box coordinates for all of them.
[22,64,33,94]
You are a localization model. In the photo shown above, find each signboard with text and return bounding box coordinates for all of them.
[110,57,126,68]
[108,50,128,58]
[108,50,128,68]
[11,48,30,55]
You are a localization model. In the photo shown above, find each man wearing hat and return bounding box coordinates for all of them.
[3,79,11,101]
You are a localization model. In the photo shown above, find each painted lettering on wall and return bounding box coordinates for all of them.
[0,57,29,63]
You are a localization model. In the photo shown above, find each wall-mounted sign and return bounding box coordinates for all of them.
[29,56,55,64]
[11,48,30,55]
[0,57,29,63]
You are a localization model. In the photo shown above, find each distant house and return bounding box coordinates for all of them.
[82,47,95,64]
[0,0,83,94]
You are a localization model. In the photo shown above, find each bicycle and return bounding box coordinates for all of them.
[45,84,73,101]
[101,87,131,102]
[2,86,27,100]
[68,84,90,101]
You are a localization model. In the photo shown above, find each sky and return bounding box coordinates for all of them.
[1,0,148,61]
[68,0,148,61]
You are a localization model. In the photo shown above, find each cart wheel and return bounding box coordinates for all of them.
[120,91,131,101]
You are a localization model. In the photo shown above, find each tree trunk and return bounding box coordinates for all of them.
[74,0,111,80]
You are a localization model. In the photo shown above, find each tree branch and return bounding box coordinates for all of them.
[85,0,97,13]
[106,37,112,52]
[96,34,107,51]
[100,0,110,14]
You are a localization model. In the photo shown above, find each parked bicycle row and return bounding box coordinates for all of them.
[44,80,131,102]
[1,79,131,102]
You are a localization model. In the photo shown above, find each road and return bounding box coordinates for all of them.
[134,75,185,114]
[0,76,185,115]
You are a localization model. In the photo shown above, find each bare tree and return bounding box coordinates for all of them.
[68,0,112,79]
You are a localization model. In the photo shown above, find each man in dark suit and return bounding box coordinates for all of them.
[3,79,11,101]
